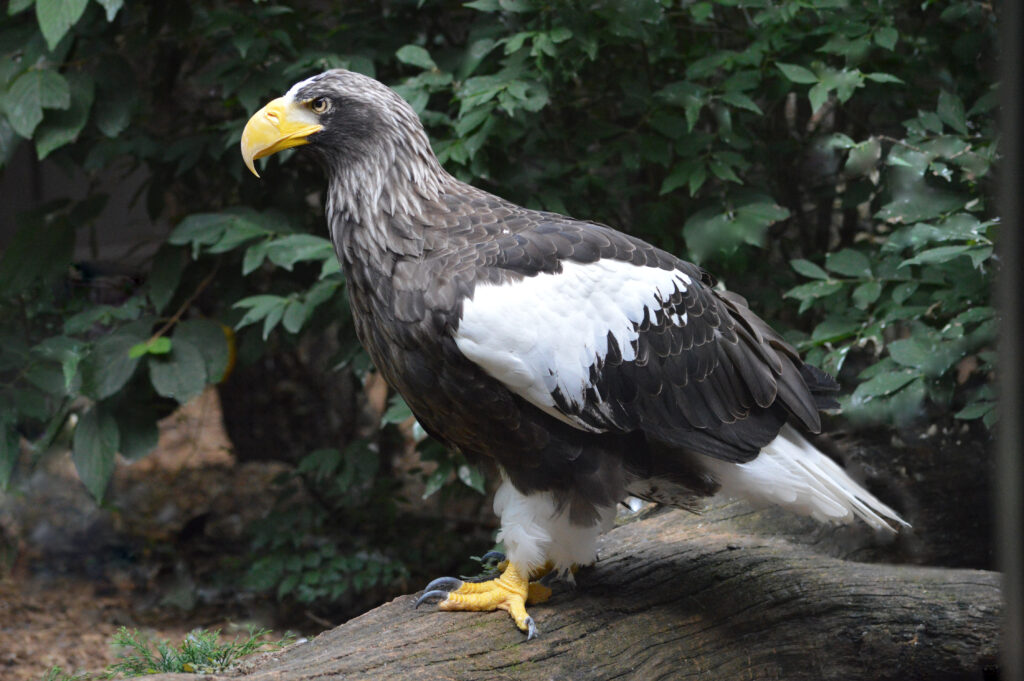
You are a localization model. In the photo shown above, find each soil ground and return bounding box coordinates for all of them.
[0,390,304,681]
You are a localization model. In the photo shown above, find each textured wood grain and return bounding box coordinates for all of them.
[149,504,1001,681]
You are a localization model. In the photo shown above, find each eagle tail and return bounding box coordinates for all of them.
[703,425,909,533]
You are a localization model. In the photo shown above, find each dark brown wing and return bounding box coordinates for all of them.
[448,209,836,464]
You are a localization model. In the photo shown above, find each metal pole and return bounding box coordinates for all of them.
[997,0,1023,676]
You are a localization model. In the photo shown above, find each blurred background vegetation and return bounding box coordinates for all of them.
[0,0,998,630]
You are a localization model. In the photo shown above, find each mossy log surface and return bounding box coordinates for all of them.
[146,500,1000,681]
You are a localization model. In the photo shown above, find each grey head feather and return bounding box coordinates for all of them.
[290,70,455,250]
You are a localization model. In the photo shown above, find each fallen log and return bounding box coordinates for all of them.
[149,503,1002,681]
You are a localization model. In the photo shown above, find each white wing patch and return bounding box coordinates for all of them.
[454,259,692,429]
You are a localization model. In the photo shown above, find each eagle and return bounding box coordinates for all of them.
[240,69,907,638]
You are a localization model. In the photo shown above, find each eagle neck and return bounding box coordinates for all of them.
[325,135,455,261]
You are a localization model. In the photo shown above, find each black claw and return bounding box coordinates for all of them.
[414,589,454,608]
[525,616,538,640]
[538,570,560,587]
[480,550,506,563]
[423,576,464,593]
[414,576,464,608]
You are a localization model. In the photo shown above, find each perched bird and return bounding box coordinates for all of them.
[240,70,907,639]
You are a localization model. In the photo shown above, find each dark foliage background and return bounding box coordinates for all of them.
[0,0,998,615]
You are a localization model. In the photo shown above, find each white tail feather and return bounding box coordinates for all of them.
[704,425,909,533]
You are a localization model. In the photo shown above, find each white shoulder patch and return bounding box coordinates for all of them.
[454,259,691,427]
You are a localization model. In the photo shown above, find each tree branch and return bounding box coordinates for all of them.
[146,500,1001,681]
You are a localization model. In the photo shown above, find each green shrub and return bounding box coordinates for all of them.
[0,0,999,602]
[106,626,292,677]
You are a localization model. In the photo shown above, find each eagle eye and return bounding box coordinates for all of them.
[310,97,330,114]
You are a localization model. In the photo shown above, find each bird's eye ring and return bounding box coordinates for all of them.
[310,97,330,114]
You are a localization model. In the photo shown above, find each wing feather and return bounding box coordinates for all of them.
[450,216,836,463]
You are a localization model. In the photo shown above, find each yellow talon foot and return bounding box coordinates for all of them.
[416,563,538,638]
[526,581,553,605]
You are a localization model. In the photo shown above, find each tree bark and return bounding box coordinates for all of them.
[150,504,1001,681]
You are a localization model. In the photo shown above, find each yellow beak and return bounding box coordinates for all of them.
[240,97,323,177]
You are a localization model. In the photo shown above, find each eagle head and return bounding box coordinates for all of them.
[241,70,447,231]
[241,69,431,178]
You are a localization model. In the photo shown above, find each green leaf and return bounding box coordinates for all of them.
[36,0,88,50]
[0,117,20,169]
[422,460,452,499]
[825,249,872,277]
[94,84,133,137]
[7,0,34,15]
[282,299,307,334]
[277,572,300,599]
[498,0,538,12]
[852,281,882,309]
[950,307,995,326]
[35,72,93,159]
[808,81,829,113]
[720,91,762,115]
[128,336,171,359]
[72,404,119,501]
[95,0,123,21]
[243,240,270,275]
[784,279,844,302]
[682,197,787,262]
[708,157,741,183]
[264,234,334,270]
[874,26,898,50]
[5,68,70,138]
[0,411,18,490]
[80,329,145,400]
[174,320,231,383]
[660,159,700,195]
[25,360,65,395]
[114,404,160,460]
[937,90,968,135]
[777,62,818,84]
[790,259,829,280]
[864,72,903,84]
[234,294,288,337]
[146,247,186,314]
[169,212,270,256]
[457,463,486,495]
[548,27,572,43]
[381,395,413,426]
[262,303,286,340]
[810,319,861,343]
[396,45,436,71]
[852,369,919,401]
[888,336,963,377]
[825,133,856,149]
[822,68,865,103]
[844,137,881,177]
[688,164,707,195]
[875,189,965,224]
[899,245,989,268]
[148,337,207,403]
[955,401,995,420]
[0,212,74,296]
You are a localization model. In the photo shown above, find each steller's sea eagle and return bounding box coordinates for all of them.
[240,69,908,639]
